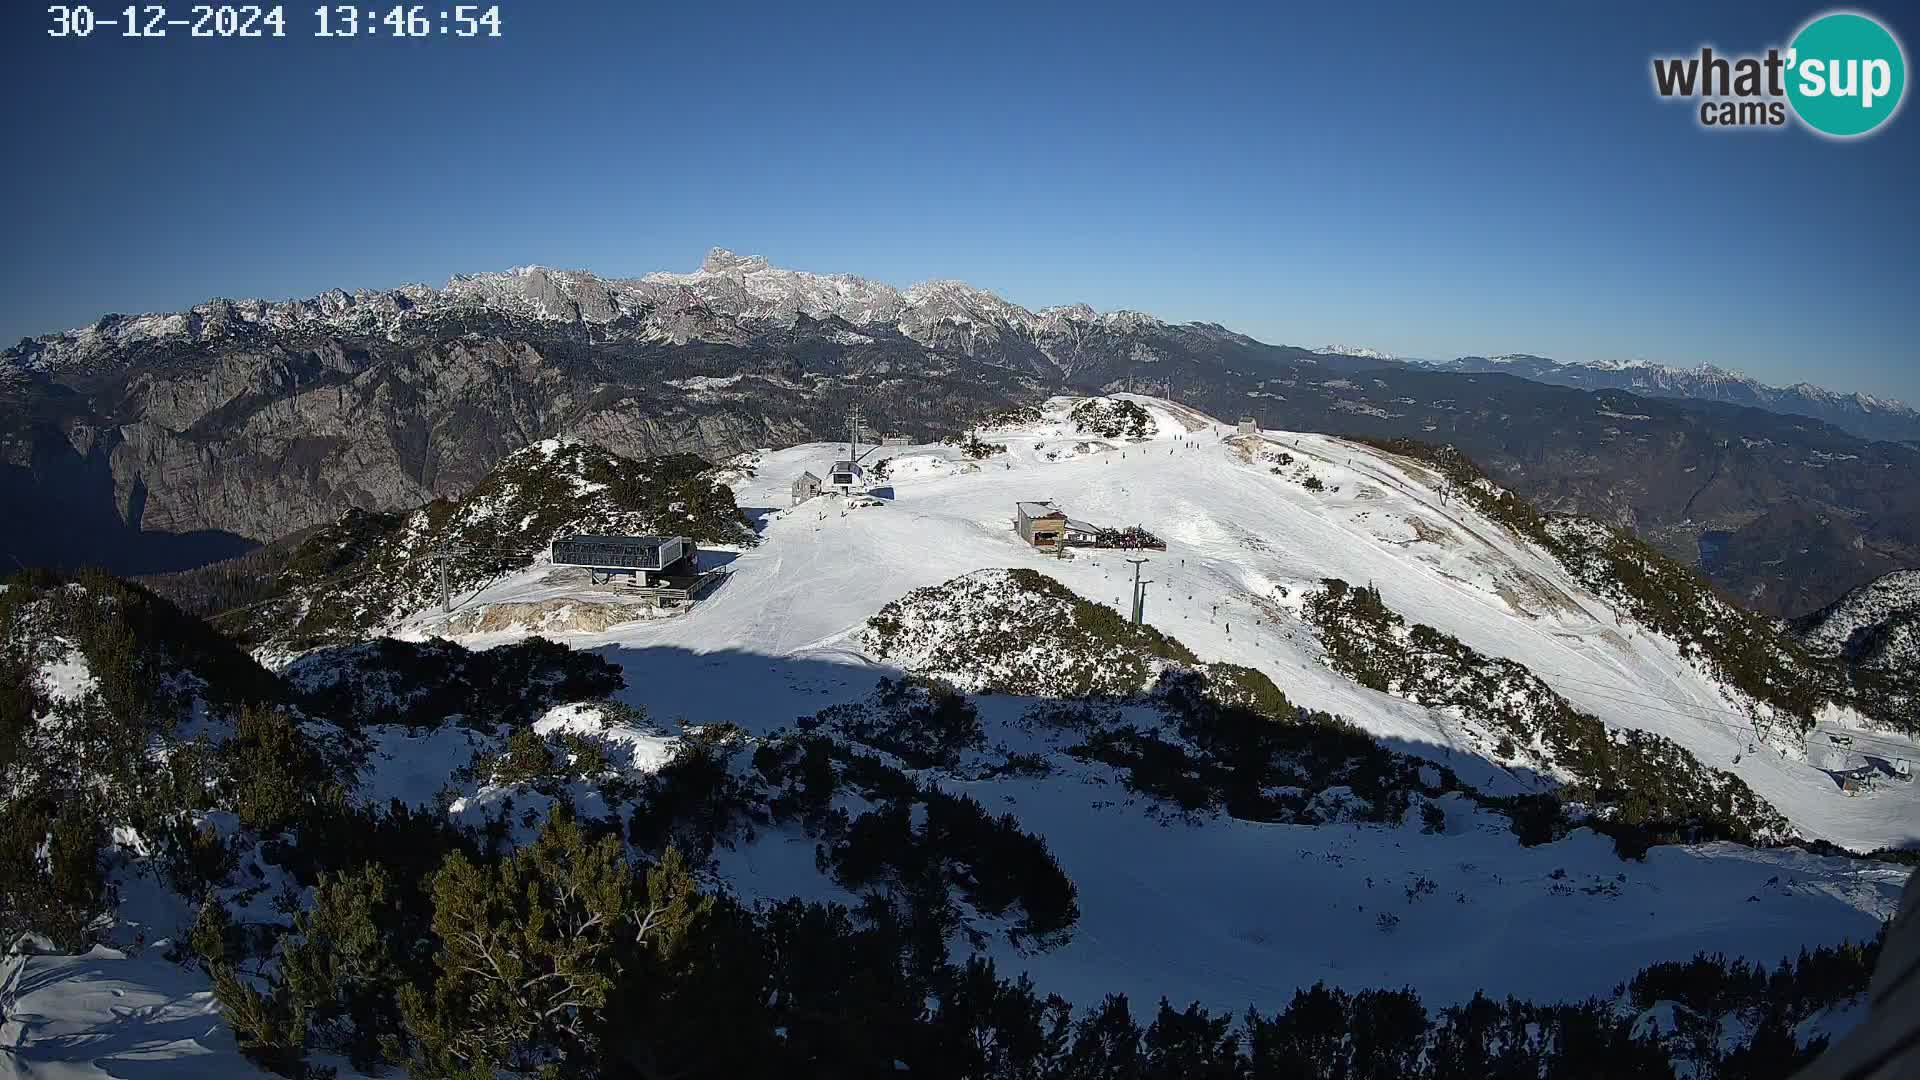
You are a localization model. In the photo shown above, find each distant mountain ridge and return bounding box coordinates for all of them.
[11,252,1910,442]
[1424,354,1920,443]
[1315,343,1399,361]
[7,247,1209,383]
[5,248,1919,620]
[0,248,1333,579]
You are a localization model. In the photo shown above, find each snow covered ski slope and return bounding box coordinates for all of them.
[325,393,1920,1019]
[419,396,1918,852]
[14,396,1917,1080]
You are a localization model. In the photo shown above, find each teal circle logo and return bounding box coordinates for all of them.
[1787,12,1907,137]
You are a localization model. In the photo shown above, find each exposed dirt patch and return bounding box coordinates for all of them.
[1225,435,1264,463]
[445,598,667,635]
[1405,516,1457,545]
[1488,566,1584,621]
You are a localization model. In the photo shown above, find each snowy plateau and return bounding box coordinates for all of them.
[4,396,1915,1078]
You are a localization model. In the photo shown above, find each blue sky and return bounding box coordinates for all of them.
[3,1,1916,401]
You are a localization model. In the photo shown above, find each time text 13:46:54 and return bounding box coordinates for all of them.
[314,5,501,37]
[46,5,503,38]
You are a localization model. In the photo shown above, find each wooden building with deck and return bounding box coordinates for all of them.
[1015,502,1069,546]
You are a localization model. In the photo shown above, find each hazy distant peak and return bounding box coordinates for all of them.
[1427,352,1919,441]
[1316,343,1398,360]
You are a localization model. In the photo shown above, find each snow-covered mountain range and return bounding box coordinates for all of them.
[1427,354,1920,443]
[1315,343,1399,361]
[11,241,1913,436]
[6,248,1190,378]
[13,249,1912,443]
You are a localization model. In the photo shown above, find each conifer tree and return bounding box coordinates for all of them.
[400,809,646,1077]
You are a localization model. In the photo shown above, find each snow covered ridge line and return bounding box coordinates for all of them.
[4,247,1180,372]
[1432,353,1918,410]
[1316,343,1399,361]
[13,246,1911,439]
[1419,354,1920,438]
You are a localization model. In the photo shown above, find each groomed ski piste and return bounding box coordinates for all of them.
[379,397,1917,1002]
[417,397,1917,842]
[8,395,1916,1077]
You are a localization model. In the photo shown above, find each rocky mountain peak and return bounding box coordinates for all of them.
[700,247,771,274]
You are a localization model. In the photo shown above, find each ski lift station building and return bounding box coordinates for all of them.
[829,460,863,490]
[550,534,696,586]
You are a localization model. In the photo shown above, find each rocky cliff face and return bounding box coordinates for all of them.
[1,320,1045,573]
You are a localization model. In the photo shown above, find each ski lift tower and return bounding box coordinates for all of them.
[1125,556,1152,627]
[429,539,471,614]
[846,404,876,462]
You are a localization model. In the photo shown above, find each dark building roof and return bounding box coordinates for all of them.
[551,534,691,570]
